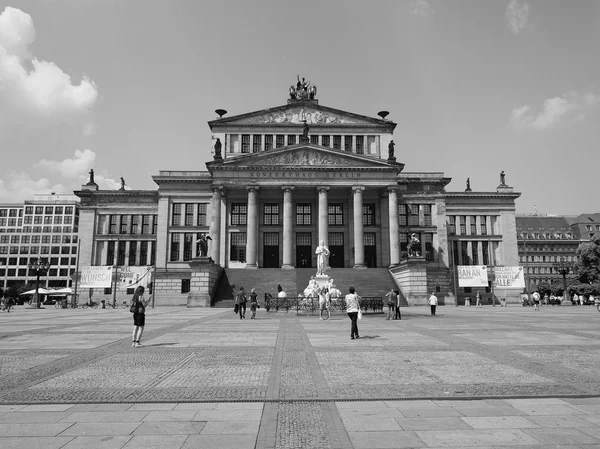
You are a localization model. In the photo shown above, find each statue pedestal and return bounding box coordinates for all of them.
[315,275,330,289]
[187,257,222,307]
[395,256,429,306]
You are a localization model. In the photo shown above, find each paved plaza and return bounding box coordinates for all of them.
[1,303,600,448]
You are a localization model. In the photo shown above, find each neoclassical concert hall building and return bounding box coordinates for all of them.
[75,82,521,305]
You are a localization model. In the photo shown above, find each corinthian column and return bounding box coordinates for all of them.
[209,186,223,264]
[317,186,330,247]
[282,186,294,269]
[353,185,365,268]
[245,186,259,268]
[388,186,400,267]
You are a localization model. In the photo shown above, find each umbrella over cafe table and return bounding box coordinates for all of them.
[20,288,52,295]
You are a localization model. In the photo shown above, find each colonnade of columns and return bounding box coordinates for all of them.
[208,184,402,269]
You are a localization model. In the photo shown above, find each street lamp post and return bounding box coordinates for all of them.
[27,257,51,309]
[552,256,574,304]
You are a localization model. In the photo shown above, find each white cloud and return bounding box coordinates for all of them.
[36,149,96,179]
[0,6,98,132]
[409,0,434,16]
[505,0,530,35]
[0,171,67,200]
[509,90,599,130]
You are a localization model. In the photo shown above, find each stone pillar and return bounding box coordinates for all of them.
[352,185,366,268]
[282,186,294,269]
[388,186,400,267]
[187,257,223,307]
[245,186,259,268]
[209,186,223,264]
[317,186,329,247]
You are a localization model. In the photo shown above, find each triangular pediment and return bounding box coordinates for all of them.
[209,102,394,128]
[209,144,402,170]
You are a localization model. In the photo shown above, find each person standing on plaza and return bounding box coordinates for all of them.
[385,288,396,320]
[429,292,438,316]
[475,291,482,308]
[395,290,402,320]
[235,287,247,319]
[249,288,259,319]
[131,286,150,348]
[543,293,549,307]
[319,286,331,320]
[346,287,361,340]
[572,293,579,306]
[532,291,540,311]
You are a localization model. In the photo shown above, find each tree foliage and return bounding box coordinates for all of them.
[572,233,600,296]
[534,281,552,297]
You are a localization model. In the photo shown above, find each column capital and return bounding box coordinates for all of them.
[211,185,225,194]
[317,185,330,193]
[246,185,259,192]
[352,185,365,193]
[387,185,399,192]
[281,186,295,192]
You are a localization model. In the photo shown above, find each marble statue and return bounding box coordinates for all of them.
[315,240,330,276]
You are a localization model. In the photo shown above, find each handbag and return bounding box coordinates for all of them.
[234,303,239,313]
[129,300,137,313]
[357,309,363,320]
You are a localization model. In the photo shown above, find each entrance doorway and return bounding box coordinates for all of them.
[328,232,344,268]
[296,232,312,268]
[364,232,377,267]
[263,232,279,268]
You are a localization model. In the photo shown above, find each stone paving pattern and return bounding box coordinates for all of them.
[2,304,600,447]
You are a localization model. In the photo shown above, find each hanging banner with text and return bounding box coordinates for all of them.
[457,265,489,287]
[78,266,114,288]
[117,266,153,291]
[492,266,525,289]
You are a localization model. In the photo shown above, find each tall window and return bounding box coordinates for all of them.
[398,204,408,226]
[129,241,137,266]
[459,216,466,235]
[231,203,247,225]
[197,203,207,226]
[117,241,126,266]
[448,216,456,235]
[140,241,148,265]
[265,135,273,151]
[152,215,158,234]
[276,135,285,148]
[263,203,279,225]
[170,234,180,261]
[482,241,489,265]
[322,135,330,147]
[480,216,487,235]
[185,204,194,226]
[150,242,156,265]
[423,205,432,226]
[109,215,118,234]
[470,216,477,235]
[400,232,409,255]
[333,135,341,149]
[230,232,246,262]
[356,136,364,154]
[425,234,434,261]
[409,205,419,226]
[120,215,129,234]
[472,241,479,265]
[131,215,139,234]
[172,204,182,226]
[183,233,193,261]
[252,135,262,153]
[344,136,352,151]
[461,241,469,265]
[142,215,151,234]
[328,204,343,225]
[287,135,296,145]
[310,135,319,144]
[241,134,250,153]
[363,204,375,226]
[296,204,311,226]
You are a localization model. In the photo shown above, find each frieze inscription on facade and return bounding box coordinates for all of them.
[248,170,363,179]
[249,107,356,125]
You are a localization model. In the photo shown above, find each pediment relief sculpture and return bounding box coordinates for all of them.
[248,107,357,125]
[249,150,361,166]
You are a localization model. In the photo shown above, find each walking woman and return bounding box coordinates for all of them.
[131,286,150,348]
[235,287,247,319]
[249,288,259,319]
[346,287,361,340]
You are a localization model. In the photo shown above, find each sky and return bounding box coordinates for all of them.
[0,0,598,215]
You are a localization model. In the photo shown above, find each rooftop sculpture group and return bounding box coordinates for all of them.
[290,75,317,100]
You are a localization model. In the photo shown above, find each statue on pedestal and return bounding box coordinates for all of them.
[466,178,471,192]
[500,170,506,186]
[388,140,396,161]
[315,240,330,276]
[88,169,95,184]
[407,233,420,258]
[119,177,125,191]
[213,138,222,160]
[196,233,213,257]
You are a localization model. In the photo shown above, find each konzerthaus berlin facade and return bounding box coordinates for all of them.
[75,83,522,306]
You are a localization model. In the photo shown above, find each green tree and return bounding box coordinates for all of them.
[572,233,600,297]
[535,281,552,298]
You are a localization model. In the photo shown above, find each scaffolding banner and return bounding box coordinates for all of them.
[493,266,525,288]
[78,266,113,288]
[117,266,153,291]
[457,265,489,287]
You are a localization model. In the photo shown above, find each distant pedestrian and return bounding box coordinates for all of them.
[532,291,540,311]
[131,286,150,348]
[465,296,471,307]
[572,293,579,305]
[543,293,549,307]
[385,288,396,320]
[475,291,482,308]
[236,287,247,319]
[249,288,259,319]
[395,290,402,320]
[346,287,360,340]
[580,294,585,306]
[429,292,438,316]
[319,287,331,320]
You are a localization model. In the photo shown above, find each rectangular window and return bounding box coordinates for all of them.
[183,233,193,261]
[42,236,51,244]
[263,203,280,226]
[344,136,352,151]
[170,233,180,261]
[356,136,364,154]
[45,207,53,214]
[11,235,19,244]
[131,215,139,234]
[65,206,73,215]
[461,241,469,265]
[363,204,375,226]
[296,203,311,226]
[25,206,33,214]
[35,206,43,214]
[142,215,151,234]
[276,135,285,148]
[181,279,191,294]
[53,226,61,233]
[480,216,487,235]
[329,232,344,246]
[117,241,126,265]
[54,206,63,214]
[52,235,61,243]
[230,232,246,262]
[64,216,72,224]
[265,135,273,151]
[287,135,296,146]
[322,135,330,147]
[53,216,62,224]
[333,135,341,149]
[470,216,477,235]
[139,241,148,265]
[231,203,247,225]
[107,241,115,265]
[153,215,158,234]
[241,134,250,153]
[24,216,32,224]
[310,135,319,145]
[472,241,479,265]
[20,246,29,254]
[364,232,375,246]
[459,216,466,235]
[197,203,207,226]
[423,205,432,226]
[400,233,409,255]
[172,204,182,226]
[41,246,49,254]
[33,216,42,224]
[109,215,118,234]
[398,204,408,226]
[21,236,30,244]
[252,135,261,153]
[482,241,489,265]
[448,216,456,235]
[120,215,129,234]
[409,205,419,226]
[44,216,52,224]
[328,204,343,226]
[185,204,194,226]
[60,257,69,265]
[129,241,137,266]
[264,232,279,247]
